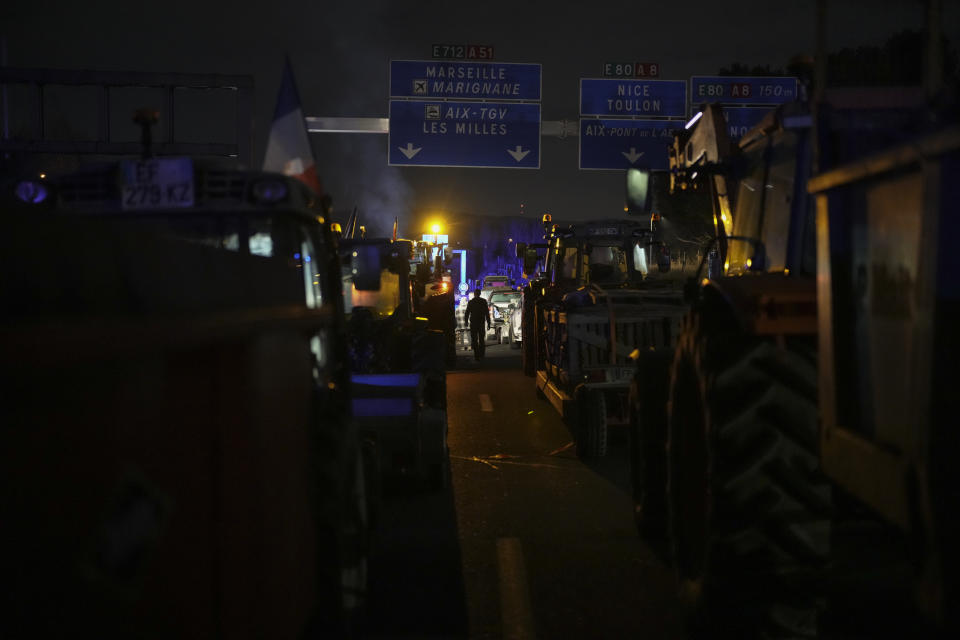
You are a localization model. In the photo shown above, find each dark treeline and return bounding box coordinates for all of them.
[719,28,958,87]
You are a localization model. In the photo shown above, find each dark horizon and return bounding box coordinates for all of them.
[3,0,957,238]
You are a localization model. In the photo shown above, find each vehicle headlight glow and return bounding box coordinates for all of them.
[14,180,49,204]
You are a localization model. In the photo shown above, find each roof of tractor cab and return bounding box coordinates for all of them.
[562,219,651,240]
[9,160,326,221]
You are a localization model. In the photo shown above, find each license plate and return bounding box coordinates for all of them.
[120,157,195,210]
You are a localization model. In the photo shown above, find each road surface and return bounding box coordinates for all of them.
[362,342,687,638]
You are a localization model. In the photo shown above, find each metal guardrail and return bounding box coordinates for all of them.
[305,116,580,138]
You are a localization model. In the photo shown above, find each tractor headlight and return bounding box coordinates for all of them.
[14,180,49,204]
[251,179,288,204]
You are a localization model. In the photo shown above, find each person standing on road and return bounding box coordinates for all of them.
[464,289,491,361]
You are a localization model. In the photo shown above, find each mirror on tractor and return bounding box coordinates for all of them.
[523,248,538,275]
[351,245,382,291]
[515,242,527,259]
[625,167,653,215]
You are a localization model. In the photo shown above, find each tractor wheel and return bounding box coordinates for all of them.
[628,351,672,561]
[577,389,608,460]
[421,408,450,492]
[667,311,830,639]
[361,434,382,535]
[309,428,370,637]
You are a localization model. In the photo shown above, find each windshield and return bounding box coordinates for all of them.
[490,292,521,306]
[583,243,628,284]
[342,267,401,318]
[138,211,325,308]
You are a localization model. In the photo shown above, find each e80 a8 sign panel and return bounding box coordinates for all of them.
[690,76,798,105]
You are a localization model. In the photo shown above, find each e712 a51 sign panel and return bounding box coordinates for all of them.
[580,79,686,118]
[388,100,540,168]
[578,120,680,170]
[689,76,798,105]
[390,60,541,101]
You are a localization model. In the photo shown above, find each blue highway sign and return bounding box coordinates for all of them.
[690,76,798,105]
[390,60,541,101]
[579,119,681,170]
[721,106,771,140]
[580,79,686,118]
[388,100,541,168]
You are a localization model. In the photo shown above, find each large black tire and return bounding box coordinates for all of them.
[628,351,672,561]
[361,434,382,535]
[577,389,608,460]
[521,295,537,376]
[667,311,830,639]
[309,428,370,638]
[420,407,449,492]
[521,330,534,376]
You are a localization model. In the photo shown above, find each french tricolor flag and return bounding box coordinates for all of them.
[263,57,323,195]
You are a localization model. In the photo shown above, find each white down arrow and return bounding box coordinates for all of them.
[398,143,422,159]
[622,147,644,164]
[507,145,530,162]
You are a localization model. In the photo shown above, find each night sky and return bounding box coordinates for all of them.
[3,0,957,236]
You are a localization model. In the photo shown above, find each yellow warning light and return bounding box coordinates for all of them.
[724,260,730,272]
[624,206,629,212]
[39,173,46,179]
[701,278,710,286]
[746,258,753,268]
[784,268,790,276]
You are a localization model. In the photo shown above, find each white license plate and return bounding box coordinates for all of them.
[120,157,195,210]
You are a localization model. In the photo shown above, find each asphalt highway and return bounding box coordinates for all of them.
[362,342,687,639]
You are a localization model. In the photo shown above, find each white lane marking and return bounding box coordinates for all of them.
[479,393,494,412]
[497,537,536,639]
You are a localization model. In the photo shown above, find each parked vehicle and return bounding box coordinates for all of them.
[340,238,450,491]
[625,80,949,636]
[488,287,520,343]
[521,219,688,459]
[0,162,371,638]
[490,289,523,347]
